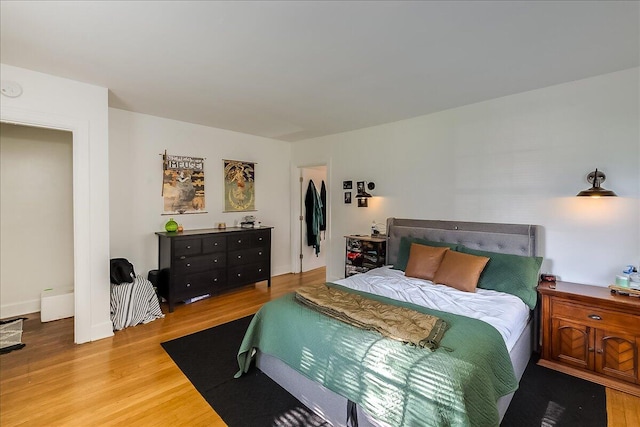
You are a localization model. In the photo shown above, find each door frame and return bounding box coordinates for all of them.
[1,107,96,343]
[290,163,330,274]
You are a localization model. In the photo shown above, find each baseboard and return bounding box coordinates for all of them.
[0,299,39,319]
[537,359,640,397]
[89,321,114,343]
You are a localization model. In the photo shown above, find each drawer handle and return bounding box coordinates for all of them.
[186,283,191,287]
[596,349,603,354]
[186,245,191,249]
[238,239,242,243]
[588,347,595,352]
[258,268,262,272]
[214,242,218,246]
[588,314,602,321]
[237,273,242,277]
[238,255,242,259]
[214,259,218,263]
[180,256,186,260]
[186,263,191,267]
[259,237,263,241]
[213,278,218,282]
[259,252,263,256]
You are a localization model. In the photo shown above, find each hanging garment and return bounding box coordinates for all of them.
[320,180,327,232]
[305,179,324,256]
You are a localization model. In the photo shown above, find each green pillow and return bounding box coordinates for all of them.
[456,246,542,309]
[393,236,458,271]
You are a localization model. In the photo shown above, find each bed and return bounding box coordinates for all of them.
[237,218,541,426]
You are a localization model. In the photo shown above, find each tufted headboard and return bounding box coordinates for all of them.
[385,218,538,266]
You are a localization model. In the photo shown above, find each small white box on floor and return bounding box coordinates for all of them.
[41,287,74,322]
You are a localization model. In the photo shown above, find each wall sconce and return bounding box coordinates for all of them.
[576,168,617,197]
[356,181,375,207]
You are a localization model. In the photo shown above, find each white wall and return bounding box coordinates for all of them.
[0,63,111,343]
[293,68,640,286]
[108,109,292,278]
[0,124,73,317]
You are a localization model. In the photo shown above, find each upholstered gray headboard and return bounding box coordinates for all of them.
[385,218,538,266]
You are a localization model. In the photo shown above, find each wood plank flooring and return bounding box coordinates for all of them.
[1,267,637,426]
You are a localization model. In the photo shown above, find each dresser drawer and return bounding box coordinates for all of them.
[253,229,270,246]
[227,229,270,250]
[228,262,269,286]
[202,235,226,253]
[173,253,227,275]
[552,299,640,334]
[228,247,268,267]
[227,233,254,250]
[172,272,212,300]
[174,238,202,257]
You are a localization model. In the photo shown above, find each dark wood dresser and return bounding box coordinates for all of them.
[538,280,640,396]
[156,226,272,312]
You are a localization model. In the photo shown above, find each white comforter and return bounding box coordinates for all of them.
[333,266,529,352]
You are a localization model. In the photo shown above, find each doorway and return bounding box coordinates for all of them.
[0,123,74,319]
[297,165,327,273]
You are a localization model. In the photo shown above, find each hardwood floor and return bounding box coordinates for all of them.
[1,267,638,426]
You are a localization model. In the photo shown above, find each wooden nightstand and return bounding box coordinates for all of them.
[538,281,640,397]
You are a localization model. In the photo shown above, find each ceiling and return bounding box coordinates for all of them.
[1,1,638,142]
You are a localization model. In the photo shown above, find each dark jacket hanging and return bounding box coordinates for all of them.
[320,180,327,232]
[305,179,324,256]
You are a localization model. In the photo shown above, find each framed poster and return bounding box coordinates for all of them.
[223,159,256,212]
[162,154,206,214]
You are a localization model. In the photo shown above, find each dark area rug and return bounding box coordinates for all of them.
[163,317,607,427]
[501,355,607,427]
[161,316,329,427]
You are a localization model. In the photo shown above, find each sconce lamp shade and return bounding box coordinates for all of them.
[576,169,617,197]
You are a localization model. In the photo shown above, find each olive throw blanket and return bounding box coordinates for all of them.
[236,284,518,427]
[295,283,447,350]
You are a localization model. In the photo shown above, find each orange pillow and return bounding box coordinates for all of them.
[432,250,490,293]
[404,243,450,281]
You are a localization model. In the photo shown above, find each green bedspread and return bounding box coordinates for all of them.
[236,284,518,427]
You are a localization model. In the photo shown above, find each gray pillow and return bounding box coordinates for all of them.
[393,236,458,271]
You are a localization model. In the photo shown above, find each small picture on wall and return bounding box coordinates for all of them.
[357,197,368,208]
[344,192,352,204]
[356,181,365,194]
[343,180,352,189]
[223,159,256,212]
[162,154,206,215]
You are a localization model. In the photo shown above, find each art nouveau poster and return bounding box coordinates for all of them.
[223,159,256,212]
[162,154,206,214]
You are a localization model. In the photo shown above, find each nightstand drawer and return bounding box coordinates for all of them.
[552,300,640,334]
